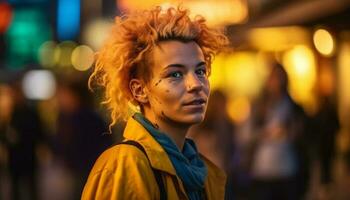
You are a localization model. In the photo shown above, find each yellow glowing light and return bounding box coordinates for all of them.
[225,52,268,98]
[209,55,227,91]
[83,19,113,50]
[282,45,317,113]
[54,41,77,67]
[185,0,248,26]
[290,47,311,76]
[338,42,350,125]
[227,97,250,124]
[249,26,310,51]
[39,41,57,68]
[71,45,95,71]
[117,0,248,26]
[118,0,166,11]
[313,29,335,56]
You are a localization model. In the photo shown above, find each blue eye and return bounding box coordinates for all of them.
[196,68,207,77]
[169,71,182,78]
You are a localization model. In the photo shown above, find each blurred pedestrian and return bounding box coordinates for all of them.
[309,64,340,198]
[0,84,13,200]
[247,63,309,200]
[53,76,113,199]
[1,81,43,200]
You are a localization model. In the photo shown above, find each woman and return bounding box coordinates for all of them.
[82,6,228,200]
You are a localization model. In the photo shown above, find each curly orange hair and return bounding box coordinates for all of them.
[89,6,228,129]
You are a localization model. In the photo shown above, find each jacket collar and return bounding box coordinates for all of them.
[123,117,177,175]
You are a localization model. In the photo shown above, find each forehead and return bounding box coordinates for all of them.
[151,40,204,69]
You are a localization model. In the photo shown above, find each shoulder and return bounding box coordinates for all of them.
[82,143,158,199]
[88,142,151,176]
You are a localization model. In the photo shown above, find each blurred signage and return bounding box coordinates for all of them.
[5,8,51,68]
[57,0,80,41]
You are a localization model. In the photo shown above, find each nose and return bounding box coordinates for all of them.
[186,73,203,92]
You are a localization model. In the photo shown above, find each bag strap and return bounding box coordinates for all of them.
[119,140,167,200]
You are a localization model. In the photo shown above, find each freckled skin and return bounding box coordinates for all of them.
[154,79,162,86]
[152,96,162,105]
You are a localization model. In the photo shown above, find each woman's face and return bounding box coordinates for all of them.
[144,40,210,126]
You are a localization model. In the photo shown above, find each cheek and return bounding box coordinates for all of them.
[162,79,185,96]
[160,88,180,104]
[149,92,163,106]
[149,86,173,107]
[151,85,182,108]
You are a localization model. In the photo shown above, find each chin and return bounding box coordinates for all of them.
[181,113,205,125]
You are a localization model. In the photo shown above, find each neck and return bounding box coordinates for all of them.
[143,110,189,150]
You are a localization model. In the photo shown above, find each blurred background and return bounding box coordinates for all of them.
[0,0,350,199]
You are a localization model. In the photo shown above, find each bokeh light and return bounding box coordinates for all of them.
[39,41,57,68]
[318,62,335,97]
[249,26,310,51]
[54,41,77,67]
[227,96,251,124]
[0,85,13,121]
[338,42,350,126]
[82,19,113,50]
[117,0,248,27]
[0,2,12,33]
[313,28,335,56]
[282,45,317,113]
[22,70,56,100]
[57,0,80,40]
[225,52,268,98]
[209,55,228,91]
[5,8,51,68]
[71,45,94,71]
[184,0,248,26]
[118,0,165,11]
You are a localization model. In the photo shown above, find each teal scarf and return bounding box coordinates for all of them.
[133,113,207,200]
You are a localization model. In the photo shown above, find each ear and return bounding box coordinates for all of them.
[129,79,148,104]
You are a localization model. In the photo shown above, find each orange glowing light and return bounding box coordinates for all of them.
[117,0,248,26]
[228,97,251,124]
[0,2,12,33]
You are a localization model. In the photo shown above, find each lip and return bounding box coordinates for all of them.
[183,98,206,106]
[182,104,205,111]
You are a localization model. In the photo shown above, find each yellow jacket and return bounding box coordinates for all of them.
[82,117,226,200]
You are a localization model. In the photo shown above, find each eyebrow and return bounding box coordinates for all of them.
[164,61,206,70]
